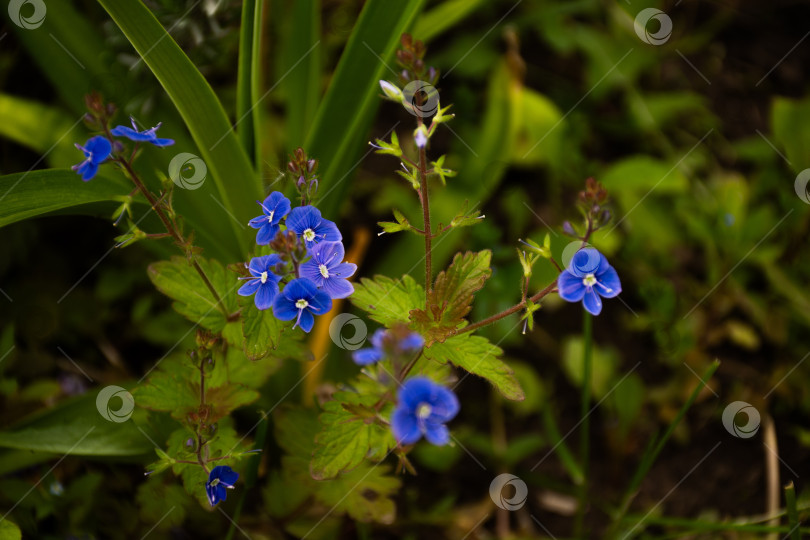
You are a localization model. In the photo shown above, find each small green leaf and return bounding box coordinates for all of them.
[136,479,189,530]
[351,275,425,327]
[0,519,21,540]
[147,256,237,331]
[422,334,524,401]
[241,302,285,360]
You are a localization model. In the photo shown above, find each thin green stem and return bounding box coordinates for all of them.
[575,311,593,537]
[417,117,432,302]
[455,279,558,336]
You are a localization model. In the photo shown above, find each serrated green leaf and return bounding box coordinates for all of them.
[136,478,189,529]
[241,303,285,360]
[423,334,524,401]
[147,256,237,331]
[310,392,395,480]
[410,250,492,343]
[351,275,424,327]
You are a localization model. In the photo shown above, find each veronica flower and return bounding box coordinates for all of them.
[391,377,459,446]
[205,466,239,507]
[286,206,342,249]
[111,117,174,147]
[299,241,357,299]
[352,328,424,366]
[272,278,332,333]
[72,136,112,181]
[248,192,291,245]
[557,247,621,316]
[238,254,282,310]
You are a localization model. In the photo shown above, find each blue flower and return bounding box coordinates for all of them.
[272,278,332,333]
[205,465,239,507]
[557,247,621,316]
[286,206,342,249]
[391,377,459,446]
[72,136,112,181]
[352,328,424,366]
[111,117,174,147]
[238,255,283,310]
[248,192,291,245]
[300,241,357,299]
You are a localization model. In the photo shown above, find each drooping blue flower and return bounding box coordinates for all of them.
[72,136,112,181]
[248,192,292,245]
[111,117,175,147]
[391,377,459,446]
[352,328,424,366]
[286,206,342,249]
[272,278,332,333]
[299,241,357,299]
[238,254,283,310]
[205,465,239,507]
[557,247,621,316]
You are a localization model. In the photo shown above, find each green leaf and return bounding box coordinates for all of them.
[236,0,258,162]
[97,0,263,258]
[0,169,139,228]
[0,520,21,540]
[0,94,81,167]
[772,95,810,169]
[601,155,689,198]
[410,250,492,343]
[306,0,428,218]
[310,392,395,480]
[0,391,153,456]
[351,275,425,327]
[147,256,237,331]
[282,0,322,151]
[136,479,189,530]
[241,302,285,360]
[422,334,524,401]
[411,0,487,42]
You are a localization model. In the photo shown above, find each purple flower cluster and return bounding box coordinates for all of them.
[72,116,174,181]
[238,192,356,333]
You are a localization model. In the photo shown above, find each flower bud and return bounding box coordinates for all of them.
[379,80,403,102]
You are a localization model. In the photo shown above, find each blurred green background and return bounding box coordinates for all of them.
[1,0,809,538]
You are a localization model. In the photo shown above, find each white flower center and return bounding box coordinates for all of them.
[209,478,220,487]
[582,273,597,287]
[319,264,330,278]
[416,403,432,419]
[260,271,268,284]
[267,210,274,223]
[303,228,316,242]
[295,299,309,310]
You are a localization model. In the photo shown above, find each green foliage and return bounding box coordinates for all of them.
[771,95,810,168]
[0,519,22,540]
[423,334,524,401]
[411,250,492,344]
[351,275,425,327]
[268,408,401,525]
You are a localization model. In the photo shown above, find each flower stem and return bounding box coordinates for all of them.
[116,157,229,317]
[574,310,593,537]
[417,117,432,303]
[454,279,558,336]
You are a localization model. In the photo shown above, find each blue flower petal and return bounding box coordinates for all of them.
[206,483,219,506]
[151,137,175,147]
[85,136,112,161]
[308,288,333,314]
[213,466,239,487]
[255,223,279,245]
[111,125,142,140]
[321,277,354,300]
[596,265,621,298]
[400,332,424,352]
[331,262,357,279]
[352,348,384,365]
[369,329,386,349]
[398,377,435,411]
[427,385,460,422]
[237,279,261,297]
[78,161,99,181]
[248,215,268,229]
[298,309,315,333]
[315,219,342,244]
[557,271,586,302]
[423,422,450,445]
[283,277,315,301]
[570,248,602,277]
[582,288,603,315]
[286,206,320,235]
[391,408,422,445]
[254,282,278,310]
[215,484,228,503]
[299,260,323,285]
[272,296,298,321]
